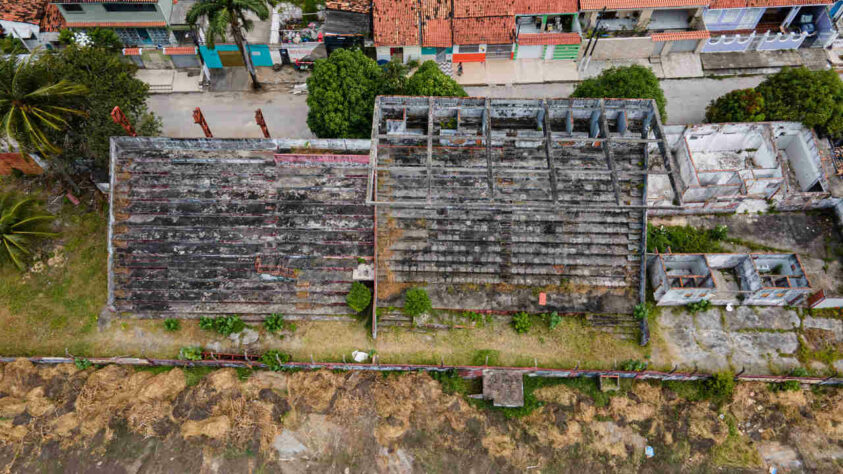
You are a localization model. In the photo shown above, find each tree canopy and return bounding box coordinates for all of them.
[571,65,667,120]
[704,89,765,123]
[404,61,467,97]
[307,53,468,138]
[39,45,161,172]
[755,67,843,138]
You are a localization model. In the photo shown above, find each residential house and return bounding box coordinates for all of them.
[1,0,65,50]
[324,0,371,54]
[52,0,175,46]
[578,0,712,60]
[700,0,838,53]
[372,0,583,66]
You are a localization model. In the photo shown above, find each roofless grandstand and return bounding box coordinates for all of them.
[108,97,673,334]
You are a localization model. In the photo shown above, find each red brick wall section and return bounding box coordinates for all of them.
[0,153,44,176]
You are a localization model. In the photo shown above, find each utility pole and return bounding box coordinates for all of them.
[192,107,213,138]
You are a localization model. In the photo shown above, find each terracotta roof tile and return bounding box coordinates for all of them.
[580,0,710,10]
[518,32,581,45]
[453,0,512,18]
[65,21,167,27]
[163,46,198,55]
[122,47,142,55]
[421,0,451,46]
[513,0,578,14]
[326,0,372,14]
[708,0,747,7]
[373,0,420,45]
[57,0,157,3]
[650,30,710,41]
[453,16,514,44]
[38,3,65,32]
[0,0,52,25]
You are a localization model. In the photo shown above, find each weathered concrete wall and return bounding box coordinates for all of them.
[588,37,655,60]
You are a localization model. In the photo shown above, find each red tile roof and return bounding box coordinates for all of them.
[163,46,198,55]
[421,0,451,47]
[57,0,157,3]
[122,47,142,55]
[513,0,578,14]
[650,30,710,41]
[580,0,710,10]
[708,0,747,7]
[454,0,512,18]
[64,21,167,27]
[326,0,372,13]
[0,0,52,25]
[38,3,65,32]
[373,0,420,46]
[747,0,832,6]
[453,16,514,44]
[518,32,581,45]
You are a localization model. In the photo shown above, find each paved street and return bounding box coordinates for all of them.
[466,75,765,125]
[147,75,765,137]
[147,91,313,139]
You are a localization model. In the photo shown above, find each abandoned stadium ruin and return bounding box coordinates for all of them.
[107,96,841,338]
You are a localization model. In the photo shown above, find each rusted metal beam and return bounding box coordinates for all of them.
[110,106,137,137]
[255,108,270,138]
[192,107,213,138]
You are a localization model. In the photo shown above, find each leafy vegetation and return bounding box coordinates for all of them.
[74,358,92,370]
[198,315,246,336]
[571,65,667,120]
[770,367,808,392]
[186,0,272,89]
[0,193,57,270]
[541,311,563,329]
[430,369,470,395]
[0,37,25,55]
[619,359,647,371]
[263,313,296,333]
[633,303,648,321]
[685,299,711,313]
[179,346,203,361]
[705,89,765,123]
[705,370,737,405]
[512,312,532,334]
[346,281,372,313]
[0,54,87,158]
[261,349,292,371]
[58,28,122,52]
[163,318,181,332]
[307,53,467,138]
[403,287,432,317]
[460,311,491,326]
[647,224,728,253]
[756,67,843,138]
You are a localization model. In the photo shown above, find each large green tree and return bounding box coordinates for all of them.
[0,54,87,158]
[705,88,765,123]
[571,65,667,120]
[187,0,272,90]
[306,49,383,138]
[39,45,161,172]
[755,67,843,138]
[404,61,467,97]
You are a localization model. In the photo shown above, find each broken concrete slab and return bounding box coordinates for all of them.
[273,431,308,459]
[728,307,800,331]
[802,317,843,341]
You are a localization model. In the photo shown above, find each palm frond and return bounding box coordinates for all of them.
[2,239,25,271]
[11,214,55,229]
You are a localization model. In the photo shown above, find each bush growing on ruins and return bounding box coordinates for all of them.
[403,287,432,317]
[179,346,203,361]
[74,358,92,370]
[704,370,736,404]
[198,316,214,330]
[346,281,372,313]
[619,359,647,371]
[261,350,291,371]
[633,304,648,321]
[264,313,285,332]
[705,89,765,124]
[163,318,181,332]
[198,315,245,336]
[512,312,532,334]
[686,299,711,313]
[571,65,667,120]
[541,311,562,329]
[647,224,727,253]
[756,67,843,138]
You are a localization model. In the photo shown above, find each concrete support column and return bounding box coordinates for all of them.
[660,40,674,57]
[637,9,654,29]
[693,37,706,54]
[586,11,599,29]
[689,7,705,28]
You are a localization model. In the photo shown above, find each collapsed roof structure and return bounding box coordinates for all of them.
[108,97,675,335]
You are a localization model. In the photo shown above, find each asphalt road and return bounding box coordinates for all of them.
[146,75,766,138]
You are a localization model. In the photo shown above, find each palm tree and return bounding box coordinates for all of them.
[0,193,57,271]
[0,54,88,158]
[187,0,272,90]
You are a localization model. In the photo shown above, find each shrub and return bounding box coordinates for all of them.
[704,370,736,404]
[198,316,214,330]
[264,313,285,332]
[404,61,468,97]
[686,299,712,313]
[633,303,648,321]
[261,350,291,371]
[74,358,92,370]
[542,311,562,329]
[346,281,372,313]
[647,224,728,253]
[179,346,203,361]
[461,311,490,326]
[756,67,843,138]
[163,318,181,332]
[619,359,647,371]
[705,88,765,123]
[571,65,667,120]
[403,287,432,317]
[431,369,469,395]
[512,312,532,334]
